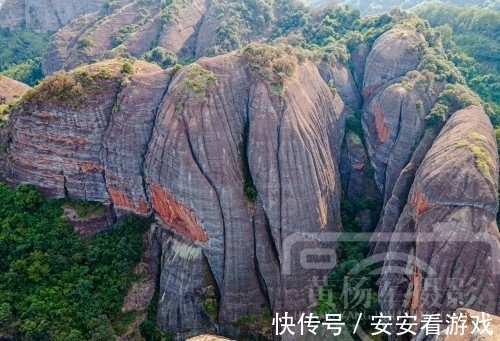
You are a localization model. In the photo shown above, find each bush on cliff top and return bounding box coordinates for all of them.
[242,43,297,95]
[180,63,217,97]
[22,65,119,109]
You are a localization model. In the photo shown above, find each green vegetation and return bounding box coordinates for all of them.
[415,4,500,124]
[22,66,119,109]
[345,109,363,136]
[469,144,495,183]
[62,199,106,219]
[0,183,148,340]
[180,63,217,96]
[114,24,141,47]
[456,137,495,183]
[425,84,482,127]
[0,28,50,86]
[242,43,297,95]
[205,0,274,55]
[142,47,178,69]
[236,304,272,336]
[121,60,135,74]
[156,0,193,25]
[315,196,380,336]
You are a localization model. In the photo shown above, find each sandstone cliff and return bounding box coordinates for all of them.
[1,51,347,339]
[379,105,500,328]
[41,0,280,75]
[1,18,499,341]
[0,0,106,31]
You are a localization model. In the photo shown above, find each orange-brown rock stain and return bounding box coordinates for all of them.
[107,187,150,214]
[46,134,89,145]
[374,102,389,143]
[148,180,208,242]
[409,263,423,323]
[34,111,57,119]
[363,85,376,99]
[411,188,437,218]
[353,162,365,170]
[81,162,101,172]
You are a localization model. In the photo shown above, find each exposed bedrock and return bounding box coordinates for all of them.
[41,0,207,75]
[1,53,347,339]
[0,0,106,31]
[378,106,500,335]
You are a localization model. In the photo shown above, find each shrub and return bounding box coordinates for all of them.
[180,63,217,96]
[242,43,297,95]
[121,61,134,74]
[142,47,178,69]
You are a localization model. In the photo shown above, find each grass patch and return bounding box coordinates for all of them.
[113,310,141,336]
[236,304,272,336]
[456,139,468,147]
[468,131,488,141]
[22,65,119,109]
[456,132,495,183]
[469,144,494,183]
[63,199,106,219]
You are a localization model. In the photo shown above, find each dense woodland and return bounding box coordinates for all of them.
[1,0,500,340]
[0,184,150,340]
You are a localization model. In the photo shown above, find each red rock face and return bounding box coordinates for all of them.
[379,106,500,321]
[410,188,438,218]
[148,180,208,242]
[373,101,389,143]
[107,186,149,214]
[1,54,347,338]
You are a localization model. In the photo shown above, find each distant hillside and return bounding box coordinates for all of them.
[0,0,107,31]
[415,3,500,122]
[303,0,500,14]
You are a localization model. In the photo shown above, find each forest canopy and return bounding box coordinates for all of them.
[0,183,148,341]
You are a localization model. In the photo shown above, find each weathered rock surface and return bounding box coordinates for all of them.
[0,0,106,31]
[378,106,500,324]
[362,73,443,204]
[41,0,207,75]
[362,29,422,100]
[318,61,362,109]
[2,18,499,341]
[1,53,346,340]
[0,76,31,103]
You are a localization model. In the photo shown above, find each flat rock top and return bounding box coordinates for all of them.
[0,76,30,103]
[186,335,233,341]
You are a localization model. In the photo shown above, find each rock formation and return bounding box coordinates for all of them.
[1,17,499,341]
[379,105,500,323]
[0,76,31,103]
[0,51,348,339]
[0,0,107,31]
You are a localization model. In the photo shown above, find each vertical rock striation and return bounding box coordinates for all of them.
[379,106,500,327]
[1,53,347,339]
